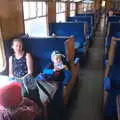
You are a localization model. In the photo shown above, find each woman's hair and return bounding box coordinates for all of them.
[11,38,24,54]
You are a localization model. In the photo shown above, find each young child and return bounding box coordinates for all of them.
[36,50,72,100]
[42,50,71,85]
[36,51,71,118]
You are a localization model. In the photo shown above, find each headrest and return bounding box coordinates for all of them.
[0,82,22,108]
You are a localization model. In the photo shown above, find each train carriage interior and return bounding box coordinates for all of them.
[0,0,120,120]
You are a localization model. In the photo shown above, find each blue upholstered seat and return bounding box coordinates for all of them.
[104,41,120,119]
[4,36,69,76]
[49,22,87,54]
[76,13,95,25]
[107,16,120,23]
[67,16,93,41]
[104,90,119,119]
[22,37,69,74]
[104,23,120,65]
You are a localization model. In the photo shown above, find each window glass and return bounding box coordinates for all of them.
[56,2,66,22]
[61,3,65,12]
[23,2,29,19]
[56,2,60,13]
[25,17,47,37]
[37,2,42,16]
[29,2,36,18]
[23,1,47,37]
[70,11,75,17]
[43,2,47,16]
[56,13,66,22]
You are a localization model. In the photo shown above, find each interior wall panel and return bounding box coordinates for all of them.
[0,0,24,40]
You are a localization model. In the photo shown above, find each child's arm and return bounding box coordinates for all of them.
[63,65,68,70]
[26,53,33,75]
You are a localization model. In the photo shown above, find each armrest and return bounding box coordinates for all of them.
[104,77,111,90]
[83,41,88,46]
[89,29,93,38]
[43,68,54,75]
[62,70,72,86]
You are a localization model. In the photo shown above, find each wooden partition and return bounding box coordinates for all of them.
[64,36,79,104]
[65,36,75,63]
[0,0,24,40]
[105,37,119,77]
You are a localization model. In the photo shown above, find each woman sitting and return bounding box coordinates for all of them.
[8,38,42,109]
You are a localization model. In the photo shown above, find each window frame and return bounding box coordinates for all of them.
[0,25,6,72]
[56,2,66,22]
[23,1,47,21]
[23,1,48,36]
[70,2,76,16]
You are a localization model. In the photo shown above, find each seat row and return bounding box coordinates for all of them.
[104,14,120,120]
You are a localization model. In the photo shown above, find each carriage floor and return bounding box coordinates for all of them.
[67,15,105,120]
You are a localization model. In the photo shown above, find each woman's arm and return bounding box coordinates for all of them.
[26,53,33,75]
[9,56,14,77]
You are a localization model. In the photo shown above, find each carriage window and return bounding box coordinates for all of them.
[23,1,47,37]
[0,27,6,72]
[82,1,94,13]
[56,2,66,22]
[70,2,76,17]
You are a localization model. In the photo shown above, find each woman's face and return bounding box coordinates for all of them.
[12,41,23,53]
[109,11,113,16]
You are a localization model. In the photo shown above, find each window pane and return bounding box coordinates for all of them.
[29,2,36,18]
[23,2,29,19]
[73,3,76,10]
[70,3,76,10]
[70,3,73,10]
[24,17,47,37]
[61,3,65,12]
[56,13,66,22]
[37,2,42,16]
[56,2,60,13]
[43,2,47,16]
[70,11,75,17]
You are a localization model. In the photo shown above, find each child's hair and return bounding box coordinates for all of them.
[12,38,23,45]
[51,50,65,62]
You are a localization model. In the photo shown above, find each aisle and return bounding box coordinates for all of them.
[68,16,105,120]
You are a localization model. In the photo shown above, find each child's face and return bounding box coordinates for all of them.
[53,55,62,64]
[12,41,23,53]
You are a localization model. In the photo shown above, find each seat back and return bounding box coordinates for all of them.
[4,36,74,75]
[67,16,93,36]
[107,16,120,23]
[49,22,87,48]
